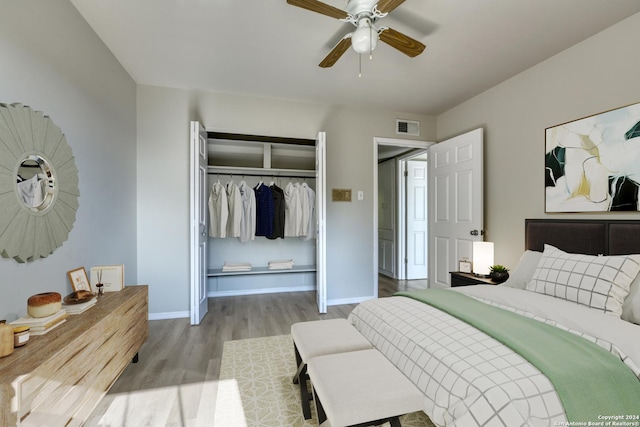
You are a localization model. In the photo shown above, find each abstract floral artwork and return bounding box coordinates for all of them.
[546,102,640,212]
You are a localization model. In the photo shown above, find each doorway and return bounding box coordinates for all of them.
[373,137,433,298]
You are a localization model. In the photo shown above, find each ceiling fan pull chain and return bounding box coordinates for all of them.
[359,53,362,78]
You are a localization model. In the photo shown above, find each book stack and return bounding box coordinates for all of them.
[10,309,68,336]
[62,298,97,315]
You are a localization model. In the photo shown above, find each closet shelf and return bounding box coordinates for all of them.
[207,265,316,277]
[207,165,315,178]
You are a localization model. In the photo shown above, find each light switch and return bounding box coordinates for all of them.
[357,191,364,200]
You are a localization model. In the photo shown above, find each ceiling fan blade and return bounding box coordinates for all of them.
[286,0,348,19]
[319,37,352,68]
[376,0,406,14]
[379,27,426,57]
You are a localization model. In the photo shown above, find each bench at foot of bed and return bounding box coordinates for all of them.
[307,349,423,427]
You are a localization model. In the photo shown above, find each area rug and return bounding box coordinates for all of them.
[215,334,435,427]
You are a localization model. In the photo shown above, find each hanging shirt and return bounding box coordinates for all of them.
[301,182,316,240]
[284,182,301,237]
[238,180,256,243]
[267,184,285,239]
[16,174,47,208]
[254,183,274,237]
[208,180,228,238]
[226,180,242,238]
[298,183,310,238]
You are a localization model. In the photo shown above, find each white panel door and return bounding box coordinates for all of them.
[190,121,209,325]
[406,159,428,279]
[428,128,483,288]
[315,132,327,313]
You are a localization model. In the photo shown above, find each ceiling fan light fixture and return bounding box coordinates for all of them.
[351,18,378,54]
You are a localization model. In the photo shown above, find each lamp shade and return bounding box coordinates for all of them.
[351,19,378,54]
[472,241,494,276]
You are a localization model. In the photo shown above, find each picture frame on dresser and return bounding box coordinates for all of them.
[90,264,125,293]
[67,267,91,292]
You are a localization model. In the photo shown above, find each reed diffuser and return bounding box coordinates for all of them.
[96,269,104,297]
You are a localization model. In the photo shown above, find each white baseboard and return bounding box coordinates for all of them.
[327,295,375,306]
[148,311,190,320]
[208,285,316,298]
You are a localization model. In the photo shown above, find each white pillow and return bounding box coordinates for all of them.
[501,250,542,289]
[526,244,640,317]
[622,272,640,324]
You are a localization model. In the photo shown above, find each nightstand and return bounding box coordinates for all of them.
[450,271,497,287]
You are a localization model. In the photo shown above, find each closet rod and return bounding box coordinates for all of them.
[207,171,315,179]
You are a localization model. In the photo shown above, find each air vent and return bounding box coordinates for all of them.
[396,119,420,136]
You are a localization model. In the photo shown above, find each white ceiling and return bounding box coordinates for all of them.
[70,0,640,115]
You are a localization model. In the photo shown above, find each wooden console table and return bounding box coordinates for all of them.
[0,285,148,427]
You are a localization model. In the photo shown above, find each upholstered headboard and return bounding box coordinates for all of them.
[525,219,640,255]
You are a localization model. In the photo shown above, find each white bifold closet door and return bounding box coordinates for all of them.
[315,131,327,313]
[189,121,209,325]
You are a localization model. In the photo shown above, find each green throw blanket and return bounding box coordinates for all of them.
[395,289,640,422]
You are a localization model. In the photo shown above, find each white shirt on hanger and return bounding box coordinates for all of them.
[284,181,302,237]
[301,182,316,240]
[208,179,228,238]
[16,174,47,208]
[238,180,256,243]
[226,180,242,238]
[298,183,309,238]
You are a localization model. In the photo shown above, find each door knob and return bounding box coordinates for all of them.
[470,230,479,236]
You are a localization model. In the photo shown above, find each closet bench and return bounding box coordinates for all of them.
[307,349,423,427]
[291,319,372,420]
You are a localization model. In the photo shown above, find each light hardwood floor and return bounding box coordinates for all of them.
[86,275,426,426]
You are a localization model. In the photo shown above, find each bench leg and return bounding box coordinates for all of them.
[293,344,303,384]
[298,366,312,419]
[292,343,313,419]
[312,386,328,425]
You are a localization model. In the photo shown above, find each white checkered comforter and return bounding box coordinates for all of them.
[348,294,567,426]
[348,286,640,427]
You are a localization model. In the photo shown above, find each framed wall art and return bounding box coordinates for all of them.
[545,101,640,212]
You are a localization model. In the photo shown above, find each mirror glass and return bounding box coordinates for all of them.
[16,155,56,212]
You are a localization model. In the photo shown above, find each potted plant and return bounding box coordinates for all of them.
[489,265,510,283]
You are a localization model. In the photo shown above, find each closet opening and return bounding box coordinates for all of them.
[206,132,318,297]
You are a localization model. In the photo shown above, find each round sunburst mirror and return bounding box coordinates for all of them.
[0,103,79,263]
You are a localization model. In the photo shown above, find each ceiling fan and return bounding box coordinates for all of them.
[286,0,426,68]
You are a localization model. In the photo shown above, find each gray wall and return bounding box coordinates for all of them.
[0,0,137,320]
[322,107,436,303]
[136,86,435,315]
[437,12,640,271]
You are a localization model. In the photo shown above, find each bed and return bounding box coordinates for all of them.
[348,219,640,426]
